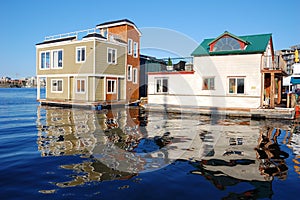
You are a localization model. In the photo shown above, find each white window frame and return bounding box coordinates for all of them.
[76,79,86,93]
[51,79,63,93]
[51,49,63,69]
[155,77,168,94]
[133,68,138,84]
[228,77,245,94]
[127,65,132,81]
[107,79,116,94]
[40,51,50,70]
[107,48,117,64]
[76,46,86,63]
[202,77,215,90]
[133,42,138,58]
[128,38,133,55]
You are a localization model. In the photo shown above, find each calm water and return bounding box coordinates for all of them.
[0,88,299,200]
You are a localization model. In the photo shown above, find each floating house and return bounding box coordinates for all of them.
[36,19,141,108]
[148,31,287,110]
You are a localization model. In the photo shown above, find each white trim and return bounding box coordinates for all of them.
[103,77,106,100]
[127,65,132,81]
[39,50,51,70]
[86,76,89,101]
[51,49,63,69]
[133,68,138,84]
[155,77,168,94]
[133,42,138,58]
[75,78,86,94]
[51,79,63,93]
[93,76,96,101]
[107,79,117,94]
[107,47,117,64]
[36,36,127,49]
[93,39,96,102]
[37,77,40,100]
[76,46,86,63]
[96,21,142,36]
[67,76,70,99]
[227,76,246,95]
[128,38,133,55]
[37,73,125,78]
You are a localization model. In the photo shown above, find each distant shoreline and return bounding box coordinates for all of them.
[0,83,38,88]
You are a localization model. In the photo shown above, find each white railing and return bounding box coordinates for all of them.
[44,28,98,41]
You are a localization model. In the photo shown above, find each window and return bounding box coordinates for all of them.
[228,77,245,94]
[127,65,132,81]
[76,46,86,63]
[128,39,133,55]
[40,51,50,69]
[133,42,138,58]
[133,68,138,84]
[203,77,215,90]
[213,37,241,51]
[51,79,63,92]
[107,48,117,64]
[52,50,63,68]
[76,79,85,93]
[156,78,168,93]
[107,79,116,93]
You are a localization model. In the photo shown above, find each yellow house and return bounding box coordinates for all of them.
[36,19,141,109]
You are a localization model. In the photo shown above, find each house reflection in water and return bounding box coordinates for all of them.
[36,106,296,193]
[36,106,147,185]
[191,120,291,199]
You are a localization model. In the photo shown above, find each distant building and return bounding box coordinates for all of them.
[276,44,300,75]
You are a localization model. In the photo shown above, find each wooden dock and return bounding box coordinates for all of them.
[144,104,295,120]
[38,99,138,110]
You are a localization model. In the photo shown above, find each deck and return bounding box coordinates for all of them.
[38,99,139,110]
[144,104,295,120]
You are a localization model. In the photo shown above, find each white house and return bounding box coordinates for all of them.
[148,31,286,110]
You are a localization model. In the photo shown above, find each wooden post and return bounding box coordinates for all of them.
[270,73,275,108]
[37,77,40,100]
[277,77,282,105]
[261,73,265,107]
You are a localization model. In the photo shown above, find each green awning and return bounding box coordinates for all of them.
[291,77,300,84]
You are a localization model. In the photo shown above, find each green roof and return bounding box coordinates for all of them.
[191,32,272,56]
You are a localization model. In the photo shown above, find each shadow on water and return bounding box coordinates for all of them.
[36,106,300,199]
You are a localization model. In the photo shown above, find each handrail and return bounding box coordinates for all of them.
[44,28,98,41]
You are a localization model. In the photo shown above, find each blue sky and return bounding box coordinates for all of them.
[1,0,299,78]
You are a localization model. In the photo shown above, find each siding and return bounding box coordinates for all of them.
[194,54,262,97]
[36,40,95,76]
[95,41,126,75]
[72,76,87,101]
[148,54,263,109]
[46,77,69,100]
[95,77,105,100]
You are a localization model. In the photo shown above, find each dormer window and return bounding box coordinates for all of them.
[213,37,241,51]
[208,32,248,52]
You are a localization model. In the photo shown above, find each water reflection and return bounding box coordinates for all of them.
[36,106,299,195]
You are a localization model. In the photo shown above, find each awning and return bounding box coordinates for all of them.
[291,77,300,84]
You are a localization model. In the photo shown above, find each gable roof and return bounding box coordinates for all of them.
[208,31,249,45]
[191,32,272,56]
[96,19,142,36]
